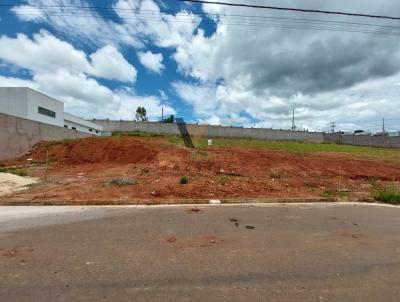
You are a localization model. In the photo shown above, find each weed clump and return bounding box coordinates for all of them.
[374,186,400,204]
[109,177,137,187]
[180,176,189,184]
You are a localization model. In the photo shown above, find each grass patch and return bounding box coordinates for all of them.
[108,177,137,187]
[374,186,400,204]
[322,188,347,198]
[180,176,189,184]
[195,137,400,157]
[112,131,166,138]
[0,167,27,176]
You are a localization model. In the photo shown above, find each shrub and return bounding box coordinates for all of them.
[374,187,400,204]
[109,177,137,187]
[180,176,189,184]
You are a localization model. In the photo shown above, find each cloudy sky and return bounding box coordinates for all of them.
[1,0,400,132]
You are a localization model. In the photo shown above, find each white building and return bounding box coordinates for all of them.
[0,87,103,135]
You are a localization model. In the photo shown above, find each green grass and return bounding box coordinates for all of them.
[180,176,189,184]
[193,137,400,157]
[112,131,166,138]
[322,188,347,198]
[0,167,27,177]
[374,187,400,204]
[108,177,137,187]
[46,131,400,159]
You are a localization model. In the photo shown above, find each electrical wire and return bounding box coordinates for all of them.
[3,9,400,38]
[178,0,400,21]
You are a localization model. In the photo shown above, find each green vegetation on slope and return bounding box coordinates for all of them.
[195,137,399,156]
[374,186,400,204]
[0,167,27,176]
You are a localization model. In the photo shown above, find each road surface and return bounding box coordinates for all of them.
[0,203,399,301]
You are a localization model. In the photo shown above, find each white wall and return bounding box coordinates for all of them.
[0,87,28,119]
[26,88,64,127]
[64,113,103,135]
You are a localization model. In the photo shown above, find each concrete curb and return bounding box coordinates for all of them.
[0,197,339,206]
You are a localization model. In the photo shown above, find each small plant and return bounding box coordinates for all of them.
[109,177,137,187]
[0,167,27,177]
[374,186,400,204]
[270,168,281,179]
[180,176,189,184]
[322,188,346,198]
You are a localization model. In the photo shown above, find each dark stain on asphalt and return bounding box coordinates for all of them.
[3,249,18,257]
[337,232,363,239]
[167,236,177,243]
[186,207,202,214]
[229,218,240,227]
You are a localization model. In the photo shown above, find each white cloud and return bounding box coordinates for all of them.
[11,5,45,22]
[0,31,136,83]
[90,45,137,82]
[138,51,164,74]
[170,1,400,131]
[8,0,400,131]
[0,75,36,88]
[0,32,174,121]
[0,31,91,74]
[12,0,200,49]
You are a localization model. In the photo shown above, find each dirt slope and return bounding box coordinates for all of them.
[1,136,399,204]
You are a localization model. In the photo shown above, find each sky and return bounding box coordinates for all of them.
[0,0,400,132]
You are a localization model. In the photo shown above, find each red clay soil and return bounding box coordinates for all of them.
[1,136,400,204]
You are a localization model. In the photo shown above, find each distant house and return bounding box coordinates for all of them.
[0,87,103,135]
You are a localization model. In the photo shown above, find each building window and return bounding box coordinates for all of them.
[64,125,68,128]
[38,106,56,118]
[72,127,76,130]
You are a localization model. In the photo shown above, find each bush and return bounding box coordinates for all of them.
[374,187,400,204]
[180,176,189,184]
[109,177,137,187]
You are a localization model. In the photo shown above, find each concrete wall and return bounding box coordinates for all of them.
[0,113,91,161]
[92,120,324,142]
[324,133,400,148]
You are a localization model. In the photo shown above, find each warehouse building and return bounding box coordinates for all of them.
[0,87,102,135]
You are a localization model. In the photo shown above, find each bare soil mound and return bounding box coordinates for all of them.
[12,137,160,166]
[1,136,399,203]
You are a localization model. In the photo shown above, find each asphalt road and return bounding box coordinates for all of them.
[0,203,399,302]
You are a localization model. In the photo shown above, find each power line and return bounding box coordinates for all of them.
[3,11,400,38]
[179,0,400,21]
[6,4,400,31]
[3,4,400,38]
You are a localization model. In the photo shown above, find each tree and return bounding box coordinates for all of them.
[135,107,148,121]
[163,114,175,123]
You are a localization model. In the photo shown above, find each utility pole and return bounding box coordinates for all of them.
[291,109,295,131]
[329,122,336,133]
[161,107,164,122]
[382,118,385,134]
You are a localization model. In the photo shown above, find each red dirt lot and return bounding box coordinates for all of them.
[1,136,399,204]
